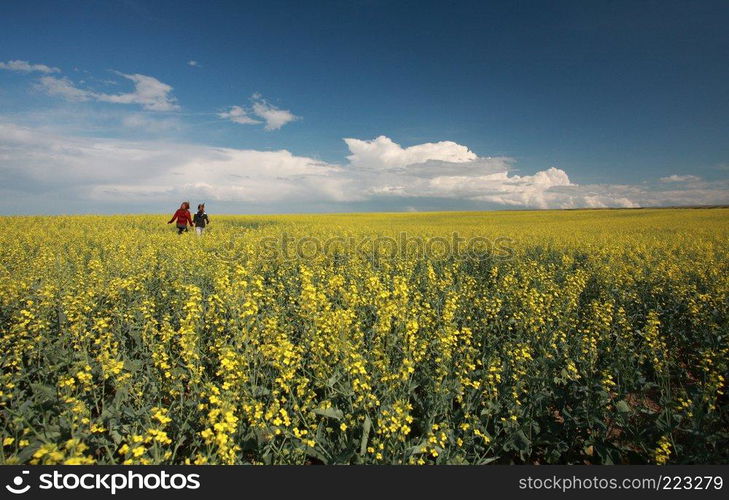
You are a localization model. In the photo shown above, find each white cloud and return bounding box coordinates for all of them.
[345,135,477,169]
[187,60,200,67]
[217,105,261,125]
[341,137,579,208]
[36,73,180,111]
[220,94,299,131]
[0,122,347,205]
[659,174,701,183]
[250,94,299,130]
[96,73,179,111]
[0,124,726,211]
[423,167,574,209]
[0,60,60,74]
[36,76,93,101]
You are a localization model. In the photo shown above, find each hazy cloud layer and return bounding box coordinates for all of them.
[120,113,181,133]
[37,72,179,111]
[0,60,60,74]
[1,122,725,213]
[659,174,701,183]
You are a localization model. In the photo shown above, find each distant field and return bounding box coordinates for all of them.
[1,208,727,464]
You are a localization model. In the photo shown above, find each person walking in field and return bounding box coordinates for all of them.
[168,201,193,234]
[193,203,210,236]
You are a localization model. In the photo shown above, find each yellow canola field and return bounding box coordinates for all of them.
[0,208,727,464]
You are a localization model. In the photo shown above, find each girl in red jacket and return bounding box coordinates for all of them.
[168,201,193,234]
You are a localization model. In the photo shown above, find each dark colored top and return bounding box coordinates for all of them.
[169,209,193,226]
[193,211,210,228]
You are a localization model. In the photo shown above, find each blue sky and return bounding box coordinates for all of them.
[1,0,728,214]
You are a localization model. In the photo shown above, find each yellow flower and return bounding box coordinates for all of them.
[653,436,672,465]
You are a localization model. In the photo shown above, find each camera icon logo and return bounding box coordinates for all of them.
[5,471,30,494]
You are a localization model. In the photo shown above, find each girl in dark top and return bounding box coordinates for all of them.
[168,201,193,234]
[193,203,210,236]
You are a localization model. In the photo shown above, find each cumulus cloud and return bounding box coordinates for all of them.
[1,124,726,212]
[345,136,477,169]
[187,60,200,67]
[423,167,574,209]
[219,94,299,131]
[0,59,60,73]
[340,137,582,208]
[36,72,179,111]
[659,174,701,183]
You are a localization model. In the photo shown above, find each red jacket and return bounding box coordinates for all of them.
[169,209,193,226]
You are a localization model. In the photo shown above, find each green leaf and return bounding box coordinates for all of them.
[313,407,344,420]
[514,430,531,452]
[615,400,631,413]
[18,442,40,463]
[407,440,429,456]
[112,386,129,406]
[110,429,123,445]
[326,374,340,388]
[305,447,329,465]
[359,415,372,456]
[124,359,142,372]
[250,385,270,397]
[30,383,57,403]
